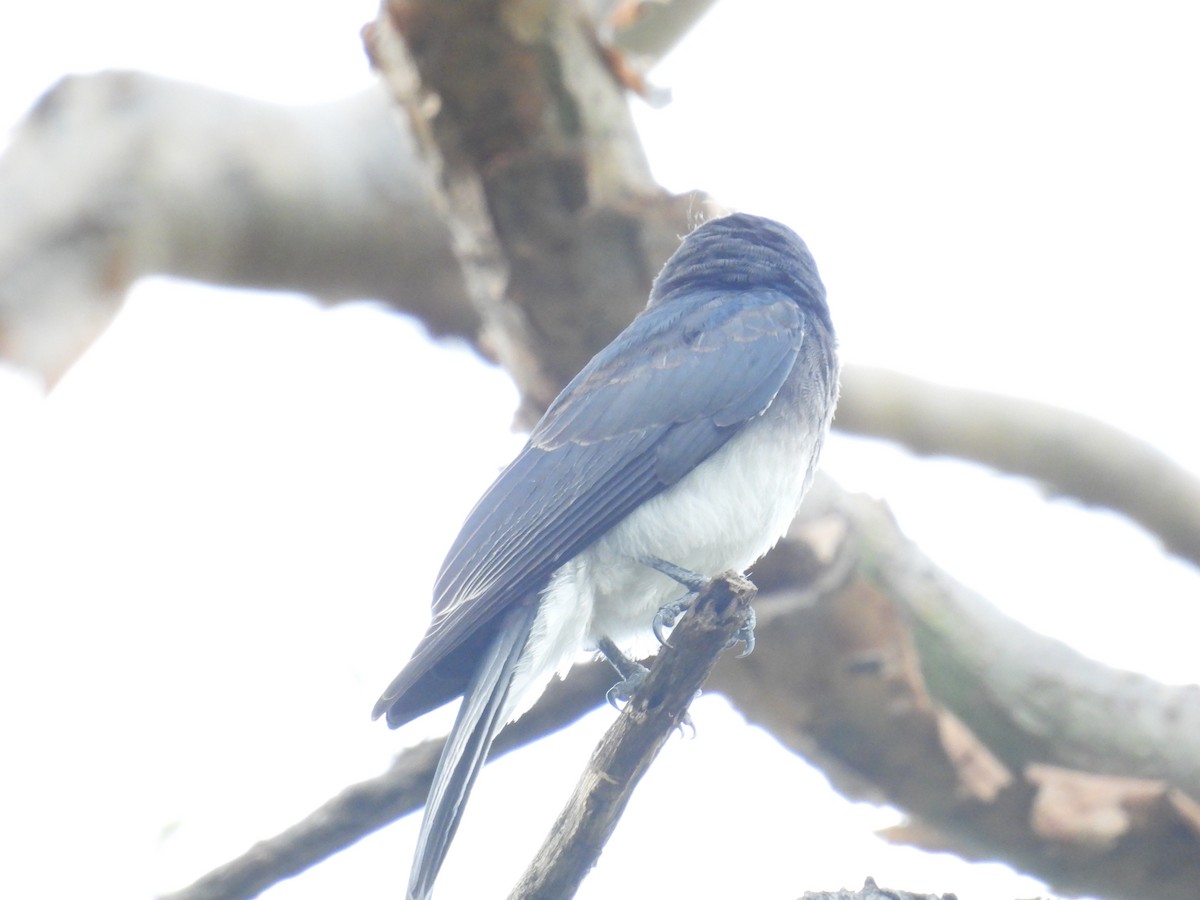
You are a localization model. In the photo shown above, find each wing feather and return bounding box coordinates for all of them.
[374,289,808,724]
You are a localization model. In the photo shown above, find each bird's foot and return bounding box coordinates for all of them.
[642,557,757,657]
[652,594,694,647]
[598,637,649,708]
[675,708,698,739]
[605,667,649,708]
[726,604,756,657]
[642,556,711,647]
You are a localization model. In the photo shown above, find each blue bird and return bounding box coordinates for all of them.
[373,212,840,899]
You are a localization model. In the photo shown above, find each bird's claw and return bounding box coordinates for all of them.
[673,706,698,738]
[652,595,694,647]
[606,664,649,708]
[724,605,757,657]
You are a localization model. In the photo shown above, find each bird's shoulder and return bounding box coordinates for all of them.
[531,288,806,450]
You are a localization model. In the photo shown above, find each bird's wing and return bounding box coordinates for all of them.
[374,289,807,724]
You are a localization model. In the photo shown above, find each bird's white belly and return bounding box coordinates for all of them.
[502,413,823,721]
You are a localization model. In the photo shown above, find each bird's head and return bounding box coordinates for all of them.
[648,213,830,331]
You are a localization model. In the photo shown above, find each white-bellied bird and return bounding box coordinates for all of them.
[373,212,840,899]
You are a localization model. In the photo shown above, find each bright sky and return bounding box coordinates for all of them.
[2,2,1198,899]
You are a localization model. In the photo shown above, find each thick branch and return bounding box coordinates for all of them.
[0,2,712,388]
[711,475,1200,900]
[365,0,705,422]
[0,74,474,383]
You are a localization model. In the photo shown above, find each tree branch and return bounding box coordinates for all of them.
[365,0,706,422]
[586,0,720,64]
[158,573,754,900]
[710,475,1200,900]
[158,666,614,900]
[508,572,755,899]
[0,73,474,383]
[160,476,1200,900]
[837,365,1200,568]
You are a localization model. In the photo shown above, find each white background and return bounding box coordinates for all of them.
[2,2,1198,899]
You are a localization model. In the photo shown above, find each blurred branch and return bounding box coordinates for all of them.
[711,475,1200,900]
[837,365,1200,569]
[587,0,720,63]
[158,740,443,900]
[0,5,714,399]
[727,476,1200,803]
[159,667,613,900]
[161,477,1200,900]
[0,73,475,384]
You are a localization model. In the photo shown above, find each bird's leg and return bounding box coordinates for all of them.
[603,558,759,710]
[598,635,698,734]
[642,556,709,591]
[642,556,707,647]
[643,556,757,657]
[597,636,649,708]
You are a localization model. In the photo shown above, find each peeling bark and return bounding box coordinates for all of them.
[366,0,706,422]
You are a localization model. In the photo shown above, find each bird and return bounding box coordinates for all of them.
[373,212,840,899]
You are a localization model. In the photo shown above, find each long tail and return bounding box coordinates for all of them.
[408,603,538,900]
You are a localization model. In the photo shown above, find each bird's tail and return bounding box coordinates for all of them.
[407,602,538,900]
